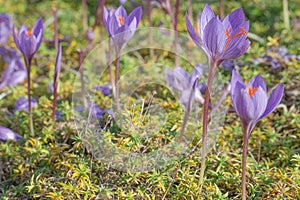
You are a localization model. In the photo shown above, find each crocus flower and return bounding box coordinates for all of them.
[75,102,114,119]
[52,43,62,121]
[13,17,44,67]
[253,46,300,70]
[0,126,22,142]
[186,4,250,65]
[94,83,111,96]
[103,6,142,51]
[0,14,12,44]
[166,64,206,108]
[14,96,37,112]
[231,70,284,135]
[231,70,284,199]
[0,47,26,90]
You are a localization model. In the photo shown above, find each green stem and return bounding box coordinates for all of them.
[198,62,217,194]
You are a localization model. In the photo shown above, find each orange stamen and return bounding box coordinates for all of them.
[118,16,125,25]
[26,28,33,37]
[224,26,247,51]
[246,86,258,98]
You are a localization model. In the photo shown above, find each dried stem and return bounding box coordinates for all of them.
[52,7,58,52]
[78,50,87,108]
[174,0,181,65]
[147,1,154,57]
[188,0,192,21]
[82,0,88,33]
[198,62,217,194]
[220,0,225,19]
[93,0,105,40]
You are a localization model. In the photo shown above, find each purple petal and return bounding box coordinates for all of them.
[94,84,111,96]
[19,25,28,36]
[32,18,44,52]
[202,17,226,60]
[251,86,268,121]
[20,31,37,62]
[246,74,267,92]
[186,13,201,48]
[223,21,250,59]
[199,4,215,38]
[15,96,38,112]
[7,70,27,86]
[125,6,142,28]
[259,84,284,119]
[54,44,62,83]
[0,126,22,142]
[0,14,12,44]
[103,7,111,35]
[12,26,22,54]
[109,15,120,36]
[194,87,205,104]
[230,70,244,102]
[191,64,204,80]
[234,85,255,123]
[221,60,235,71]
[115,6,127,19]
[228,8,245,28]
[173,66,190,90]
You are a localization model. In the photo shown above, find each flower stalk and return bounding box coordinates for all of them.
[242,127,249,200]
[52,44,62,121]
[115,49,121,111]
[13,18,44,136]
[198,61,217,193]
[26,60,34,136]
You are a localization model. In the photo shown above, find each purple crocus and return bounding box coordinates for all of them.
[186,5,251,192]
[52,43,62,121]
[103,5,142,51]
[166,64,205,108]
[186,4,250,65]
[0,14,12,44]
[94,83,111,96]
[230,69,284,199]
[0,47,26,90]
[0,126,22,142]
[103,5,142,111]
[166,64,205,142]
[231,70,284,135]
[14,96,37,112]
[13,18,43,136]
[75,102,114,120]
[13,17,43,67]
[253,46,300,70]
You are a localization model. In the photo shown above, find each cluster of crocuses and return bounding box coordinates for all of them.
[185,4,284,199]
[101,3,284,198]
[0,3,285,199]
